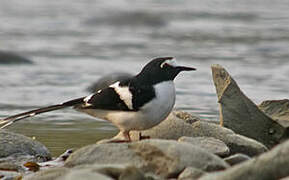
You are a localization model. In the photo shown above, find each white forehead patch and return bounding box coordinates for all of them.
[160,58,178,68]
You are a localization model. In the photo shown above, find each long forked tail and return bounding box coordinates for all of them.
[0,97,85,129]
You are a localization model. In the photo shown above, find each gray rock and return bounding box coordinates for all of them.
[65,139,229,178]
[81,164,146,180]
[59,168,113,180]
[0,154,45,170]
[259,99,289,125]
[130,111,267,157]
[174,111,202,124]
[178,136,230,157]
[259,99,289,141]
[199,139,289,180]
[73,164,146,180]
[0,170,22,180]
[223,153,251,166]
[23,167,69,180]
[24,164,149,180]
[86,72,132,93]
[0,130,51,161]
[116,166,146,180]
[130,111,197,141]
[0,51,33,64]
[178,167,205,180]
[211,64,285,148]
[0,162,19,171]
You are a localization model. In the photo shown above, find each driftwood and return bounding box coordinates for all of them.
[211,64,286,148]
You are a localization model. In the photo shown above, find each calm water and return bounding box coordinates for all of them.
[1,0,289,156]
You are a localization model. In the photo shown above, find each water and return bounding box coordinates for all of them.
[1,0,289,156]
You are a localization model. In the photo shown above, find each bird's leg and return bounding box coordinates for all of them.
[109,131,131,143]
[138,132,150,141]
[122,130,131,142]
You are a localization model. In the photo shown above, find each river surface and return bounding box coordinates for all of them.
[0,0,289,156]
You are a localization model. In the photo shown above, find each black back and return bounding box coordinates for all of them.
[85,88,132,111]
[85,79,156,111]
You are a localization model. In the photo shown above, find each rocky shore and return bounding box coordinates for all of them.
[1,65,289,180]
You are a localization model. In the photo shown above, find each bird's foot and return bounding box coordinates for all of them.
[108,139,131,143]
[139,132,150,141]
[97,131,131,144]
[97,138,131,144]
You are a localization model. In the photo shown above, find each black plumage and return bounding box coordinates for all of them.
[84,87,132,111]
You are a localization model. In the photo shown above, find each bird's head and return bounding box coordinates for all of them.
[136,57,196,84]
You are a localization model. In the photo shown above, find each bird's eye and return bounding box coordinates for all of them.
[160,62,168,68]
[160,59,177,69]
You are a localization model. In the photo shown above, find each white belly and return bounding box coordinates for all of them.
[78,81,176,131]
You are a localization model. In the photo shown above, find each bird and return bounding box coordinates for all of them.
[0,57,196,142]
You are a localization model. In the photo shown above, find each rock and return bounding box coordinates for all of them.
[0,162,20,171]
[24,164,148,180]
[78,164,146,180]
[259,99,289,141]
[223,153,251,166]
[0,51,33,64]
[199,139,289,180]
[112,166,146,180]
[211,64,285,148]
[0,131,52,179]
[86,72,132,93]
[0,170,22,180]
[130,111,198,141]
[65,139,229,178]
[59,168,113,180]
[188,120,267,157]
[178,167,205,180]
[174,111,202,124]
[259,99,289,124]
[0,130,51,161]
[35,149,71,170]
[178,136,230,157]
[23,167,69,180]
[130,111,267,157]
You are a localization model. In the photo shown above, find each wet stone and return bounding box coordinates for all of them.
[178,136,230,157]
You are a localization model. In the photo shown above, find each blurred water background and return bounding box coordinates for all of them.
[1,0,289,156]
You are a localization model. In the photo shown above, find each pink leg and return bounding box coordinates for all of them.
[109,131,131,143]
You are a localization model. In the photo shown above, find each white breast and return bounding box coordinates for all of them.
[140,80,176,126]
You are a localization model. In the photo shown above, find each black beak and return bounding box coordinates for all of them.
[176,66,197,71]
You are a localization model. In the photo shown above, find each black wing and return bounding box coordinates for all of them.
[84,80,156,111]
[83,87,132,111]
[130,85,156,110]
